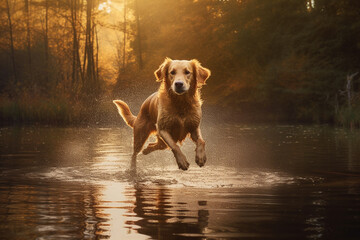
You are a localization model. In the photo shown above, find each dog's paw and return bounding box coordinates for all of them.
[195,153,207,167]
[142,148,151,155]
[178,160,190,170]
[142,142,157,155]
[174,152,190,170]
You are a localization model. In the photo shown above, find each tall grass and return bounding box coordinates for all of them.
[336,106,360,128]
[2,93,360,128]
[1,96,72,125]
[0,95,117,126]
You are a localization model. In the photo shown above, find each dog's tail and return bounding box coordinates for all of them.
[113,100,136,128]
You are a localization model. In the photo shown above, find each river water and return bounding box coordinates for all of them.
[0,124,360,239]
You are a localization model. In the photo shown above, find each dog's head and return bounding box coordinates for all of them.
[155,58,211,95]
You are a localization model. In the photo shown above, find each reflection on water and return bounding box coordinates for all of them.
[1,125,360,239]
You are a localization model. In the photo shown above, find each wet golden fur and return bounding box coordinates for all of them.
[113,58,211,170]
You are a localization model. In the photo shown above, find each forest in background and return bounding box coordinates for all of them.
[1,0,360,127]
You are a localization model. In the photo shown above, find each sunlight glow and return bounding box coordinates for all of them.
[95,182,148,240]
[98,0,112,13]
[306,0,315,10]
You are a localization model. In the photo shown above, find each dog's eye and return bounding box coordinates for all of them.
[170,70,176,75]
[185,70,190,75]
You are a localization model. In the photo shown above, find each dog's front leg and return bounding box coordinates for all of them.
[190,128,206,167]
[159,130,189,170]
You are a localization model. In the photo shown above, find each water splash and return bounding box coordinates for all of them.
[24,165,321,189]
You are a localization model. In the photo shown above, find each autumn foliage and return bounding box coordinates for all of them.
[1,0,360,126]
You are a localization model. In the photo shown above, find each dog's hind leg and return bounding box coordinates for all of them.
[142,136,167,155]
[131,122,154,169]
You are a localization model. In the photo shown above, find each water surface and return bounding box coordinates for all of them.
[1,124,360,239]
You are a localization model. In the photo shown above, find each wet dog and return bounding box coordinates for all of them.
[113,58,211,170]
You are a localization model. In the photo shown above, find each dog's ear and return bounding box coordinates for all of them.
[191,59,211,87]
[154,57,172,82]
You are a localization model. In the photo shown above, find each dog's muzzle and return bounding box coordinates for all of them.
[174,81,185,94]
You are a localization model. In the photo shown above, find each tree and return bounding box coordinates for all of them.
[84,0,98,95]
[122,0,127,71]
[134,0,143,70]
[24,0,33,82]
[70,0,82,93]
[44,0,49,83]
[5,0,17,85]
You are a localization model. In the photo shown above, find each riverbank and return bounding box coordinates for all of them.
[1,95,360,128]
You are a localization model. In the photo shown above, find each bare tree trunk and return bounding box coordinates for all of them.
[79,0,85,85]
[76,0,83,84]
[82,0,89,87]
[134,0,143,70]
[24,0,33,82]
[346,72,358,107]
[71,0,80,93]
[71,0,76,87]
[5,0,17,84]
[346,72,358,129]
[44,0,49,82]
[122,0,126,71]
[91,20,96,87]
[334,93,339,116]
[95,25,99,83]
[84,0,97,94]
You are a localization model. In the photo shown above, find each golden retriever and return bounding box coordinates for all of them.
[113,58,211,170]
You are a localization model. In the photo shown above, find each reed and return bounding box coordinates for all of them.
[0,96,73,125]
[0,93,121,126]
[336,106,360,128]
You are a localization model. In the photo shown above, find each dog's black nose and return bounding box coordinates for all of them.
[175,82,183,88]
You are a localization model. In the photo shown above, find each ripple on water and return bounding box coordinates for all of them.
[24,165,322,189]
